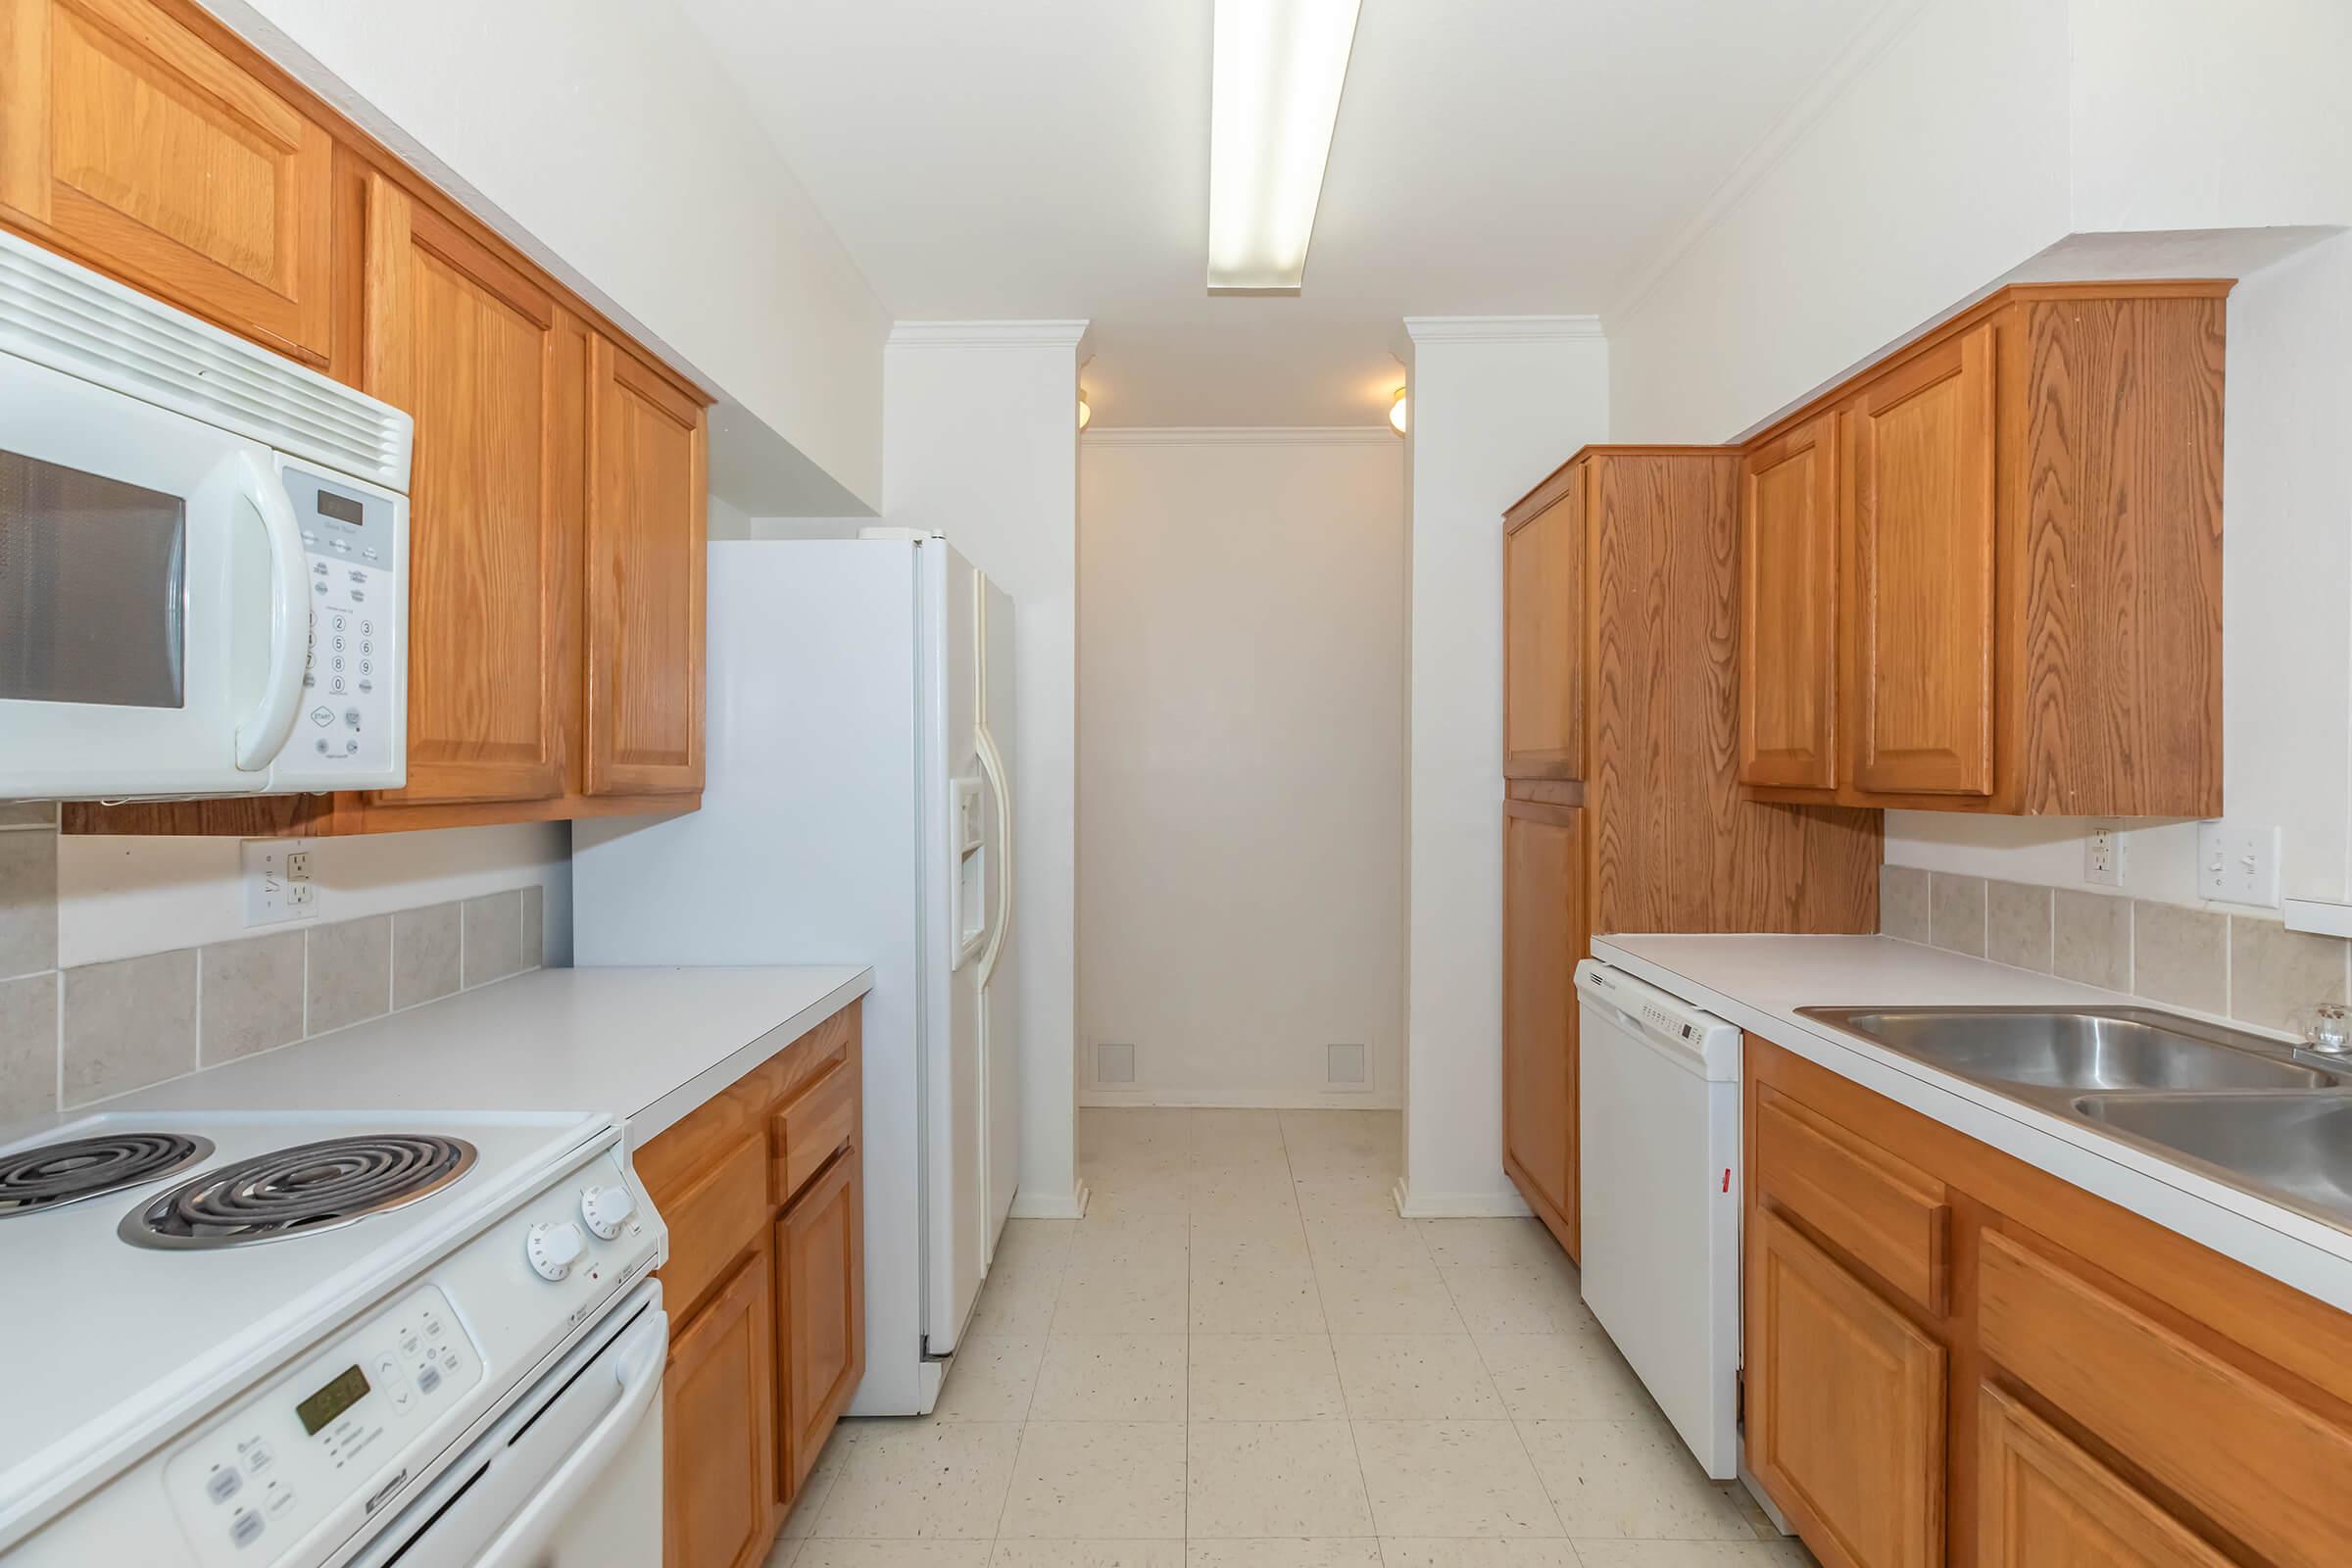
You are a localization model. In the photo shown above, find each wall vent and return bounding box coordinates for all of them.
[1325,1043,1368,1089]
[1095,1042,1136,1086]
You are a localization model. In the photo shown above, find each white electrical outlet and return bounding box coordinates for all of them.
[2084,822,2127,888]
[2197,820,2280,906]
[244,838,319,926]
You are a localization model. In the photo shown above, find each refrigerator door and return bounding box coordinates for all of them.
[976,573,1020,1260]
[923,542,994,1355]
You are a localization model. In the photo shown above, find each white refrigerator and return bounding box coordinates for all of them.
[572,534,1018,1416]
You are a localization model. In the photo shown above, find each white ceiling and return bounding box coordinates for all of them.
[678,0,1887,428]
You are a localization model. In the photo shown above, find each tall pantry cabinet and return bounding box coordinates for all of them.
[1499,447,1881,1259]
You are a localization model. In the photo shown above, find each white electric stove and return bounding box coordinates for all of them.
[0,1107,668,1566]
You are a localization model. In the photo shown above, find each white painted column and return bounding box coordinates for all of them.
[884,322,1091,1217]
[1398,318,1609,1216]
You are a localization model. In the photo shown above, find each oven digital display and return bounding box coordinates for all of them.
[316,489,366,526]
[296,1364,370,1436]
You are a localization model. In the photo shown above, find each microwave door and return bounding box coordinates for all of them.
[0,351,290,800]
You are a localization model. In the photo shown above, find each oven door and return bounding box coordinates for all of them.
[0,351,312,800]
[351,1284,667,1568]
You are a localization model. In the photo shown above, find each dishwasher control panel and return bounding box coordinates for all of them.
[163,1286,483,1567]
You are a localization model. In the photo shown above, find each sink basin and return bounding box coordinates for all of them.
[1798,1006,2341,1093]
[2075,1095,2352,1220]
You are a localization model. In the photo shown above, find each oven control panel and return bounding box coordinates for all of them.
[162,1286,482,1566]
[267,462,405,793]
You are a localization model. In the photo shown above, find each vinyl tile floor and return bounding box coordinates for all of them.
[768,1108,1813,1568]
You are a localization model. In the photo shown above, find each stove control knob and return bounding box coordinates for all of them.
[580,1184,636,1241]
[526,1221,586,1282]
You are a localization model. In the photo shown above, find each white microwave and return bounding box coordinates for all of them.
[0,229,412,802]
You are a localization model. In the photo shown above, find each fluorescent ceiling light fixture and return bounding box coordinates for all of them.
[1207,0,1361,293]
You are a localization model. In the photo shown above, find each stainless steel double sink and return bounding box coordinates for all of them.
[1795,1005,2352,1231]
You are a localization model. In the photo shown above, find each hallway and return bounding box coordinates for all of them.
[770,1108,1807,1567]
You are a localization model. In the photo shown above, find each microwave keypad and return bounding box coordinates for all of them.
[282,463,397,786]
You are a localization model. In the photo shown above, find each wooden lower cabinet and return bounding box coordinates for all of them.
[1748,1209,1945,1568]
[663,1245,778,1568]
[640,1003,864,1568]
[1746,1033,2352,1568]
[1501,799,1583,1257]
[778,1151,864,1496]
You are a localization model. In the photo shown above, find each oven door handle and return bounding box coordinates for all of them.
[469,1303,668,1568]
[233,452,311,771]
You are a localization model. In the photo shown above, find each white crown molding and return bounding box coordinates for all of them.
[1606,0,1933,328]
[1082,425,1396,447]
[888,319,1092,348]
[1401,315,1604,343]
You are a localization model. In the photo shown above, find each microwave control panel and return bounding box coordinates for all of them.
[271,465,404,791]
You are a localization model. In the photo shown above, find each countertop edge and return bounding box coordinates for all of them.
[1592,936,2352,1315]
[626,968,875,1147]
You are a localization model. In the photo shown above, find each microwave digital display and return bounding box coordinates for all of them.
[317,489,366,526]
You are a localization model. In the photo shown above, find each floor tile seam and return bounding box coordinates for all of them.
[1438,1272,1573,1538]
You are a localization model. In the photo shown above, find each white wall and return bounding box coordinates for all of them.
[215,0,892,513]
[1609,0,2352,924]
[57,824,570,968]
[1400,320,1610,1215]
[884,323,1088,1217]
[1076,431,1406,1108]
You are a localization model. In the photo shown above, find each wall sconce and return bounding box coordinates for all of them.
[1079,388,1093,430]
[1389,386,1408,436]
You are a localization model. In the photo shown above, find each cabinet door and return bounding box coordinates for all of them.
[1749,1208,1945,1568]
[1978,1385,2231,1568]
[586,336,706,795]
[0,0,333,360]
[776,1150,863,1499]
[665,1244,781,1568]
[362,173,577,806]
[1740,412,1839,791]
[1503,473,1584,779]
[1844,322,1997,798]
[1502,800,1584,1254]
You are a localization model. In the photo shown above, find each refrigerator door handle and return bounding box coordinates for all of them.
[974,720,1013,989]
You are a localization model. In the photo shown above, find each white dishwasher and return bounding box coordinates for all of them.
[1575,957,1742,1480]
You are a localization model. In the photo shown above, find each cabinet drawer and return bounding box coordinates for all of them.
[772,1054,855,1206]
[656,1131,769,1321]
[1756,1084,1950,1315]
[1979,1227,2352,1568]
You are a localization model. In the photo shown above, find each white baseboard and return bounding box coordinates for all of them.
[1008,1179,1091,1220]
[1392,1179,1535,1219]
[1079,1088,1402,1110]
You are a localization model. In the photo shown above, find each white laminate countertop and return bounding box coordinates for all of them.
[39,965,873,1146]
[1592,933,2352,1313]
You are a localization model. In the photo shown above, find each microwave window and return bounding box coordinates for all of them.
[0,452,187,709]
[316,489,365,526]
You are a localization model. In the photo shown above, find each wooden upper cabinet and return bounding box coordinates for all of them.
[1739,412,1839,793]
[0,0,333,360]
[1501,799,1584,1258]
[586,336,706,796]
[362,172,576,807]
[1749,1207,1946,1568]
[1977,1386,2232,1568]
[1844,321,1997,799]
[1503,468,1585,779]
[1736,283,2227,815]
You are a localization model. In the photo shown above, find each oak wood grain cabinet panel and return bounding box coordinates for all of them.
[663,1246,780,1568]
[361,172,576,807]
[587,335,707,796]
[1501,799,1583,1258]
[1754,1082,1949,1316]
[1844,321,1998,798]
[777,1150,863,1499]
[1502,474,1584,779]
[1977,1385,2233,1568]
[1739,412,1839,792]
[0,0,333,361]
[1736,282,2227,815]
[1749,1207,1946,1568]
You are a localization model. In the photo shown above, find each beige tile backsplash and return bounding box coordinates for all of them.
[0,809,548,1123]
[1882,862,2352,1039]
